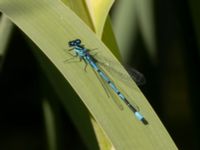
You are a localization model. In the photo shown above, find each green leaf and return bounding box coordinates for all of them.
[0,0,177,149]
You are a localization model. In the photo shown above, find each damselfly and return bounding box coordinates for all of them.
[66,39,148,125]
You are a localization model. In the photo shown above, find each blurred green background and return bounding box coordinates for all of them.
[0,0,200,149]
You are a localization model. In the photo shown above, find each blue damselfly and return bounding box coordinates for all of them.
[66,39,148,125]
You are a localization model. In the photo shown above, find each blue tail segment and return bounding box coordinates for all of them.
[68,39,148,125]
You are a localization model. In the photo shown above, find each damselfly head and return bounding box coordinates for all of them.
[68,39,81,47]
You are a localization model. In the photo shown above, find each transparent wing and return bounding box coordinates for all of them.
[91,68,124,110]
[125,66,146,86]
[97,64,140,112]
[96,59,146,86]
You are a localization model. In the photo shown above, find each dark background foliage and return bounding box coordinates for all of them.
[127,0,200,149]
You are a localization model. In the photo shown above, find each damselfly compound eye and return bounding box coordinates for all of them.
[75,39,81,44]
[68,41,75,47]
